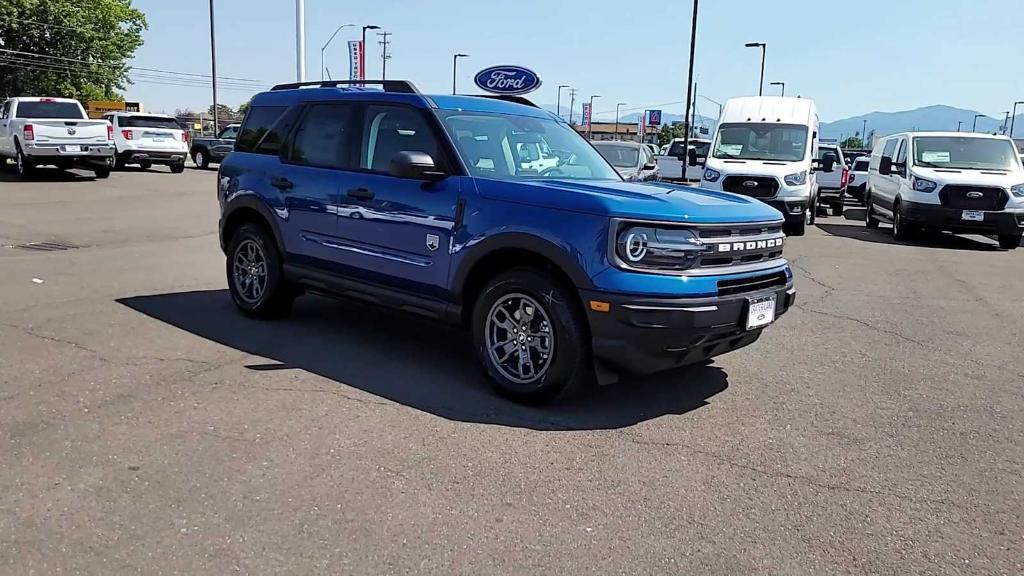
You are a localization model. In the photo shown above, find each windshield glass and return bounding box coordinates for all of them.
[592,143,640,168]
[16,101,85,119]
[913,136,1019,171]
[120,116,181,130]
[437,110,620,181]
[713,123,808,162]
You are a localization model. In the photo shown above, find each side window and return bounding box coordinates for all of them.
[361,105,441,172]
[881,138,897,159]
[220,125,240,141]
[2,101,11,119]
[234,107,286,151]
[286,104,355,168]
[253,107,300,156]
[895,139,908,164]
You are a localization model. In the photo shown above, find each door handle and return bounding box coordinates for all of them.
[270,177,293,190]
[347,187,374,201]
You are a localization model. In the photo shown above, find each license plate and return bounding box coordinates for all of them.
[746,295,776,330]
[962,210,984,222]
[151,137,165,142]
[63,145,81,153]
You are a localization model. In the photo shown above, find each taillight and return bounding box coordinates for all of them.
[841,168,850,188]
[107,124,114,140]
[181,132,189,143]
[121,129,133,140]
[23,124,34,141]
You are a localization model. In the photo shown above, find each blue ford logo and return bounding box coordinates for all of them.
[473,65,542,95]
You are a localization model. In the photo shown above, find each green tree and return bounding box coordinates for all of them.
[207,103,236,123]
[841,135,865,149]
[658,123,688,146]
[0,0,147,101]
[236,100,251,118]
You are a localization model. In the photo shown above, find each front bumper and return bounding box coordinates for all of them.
[24,144,114,159]
[764,199,807,224]
[582,282,796,375]
[903,200,1024,235]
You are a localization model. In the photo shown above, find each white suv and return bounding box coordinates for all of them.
[104,112,188,173]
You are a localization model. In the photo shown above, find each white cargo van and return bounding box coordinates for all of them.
[865,132,1024,249]
[701,97,830,236]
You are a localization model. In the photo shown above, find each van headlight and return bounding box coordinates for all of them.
[912,177,937,193]
[615,226,706,271]
[1011,183,1024,198]
[703,168,721,183]
[784,171,807,186]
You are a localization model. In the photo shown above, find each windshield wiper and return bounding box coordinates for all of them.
[915,160,942,168]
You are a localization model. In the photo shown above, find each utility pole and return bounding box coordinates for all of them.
[556,85,569,120]
[614,103,626,138]
[682,0,699,163]
[587,95,601,139]
[861,119,867,145]
[208,0,219,135]
[1011,101,1024,139]
[568,88,578,125]
[377,31,391,81]
[295,0,305,81]
[322,24,355,81]
[1001,111,1010,135]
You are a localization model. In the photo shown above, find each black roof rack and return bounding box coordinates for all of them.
[468,94,540,109]
[270,80,420,94]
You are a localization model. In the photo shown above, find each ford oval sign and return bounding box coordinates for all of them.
[473,65,542,95]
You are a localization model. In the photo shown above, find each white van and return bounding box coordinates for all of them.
[700,97,829,236]
[865,132,1024,249]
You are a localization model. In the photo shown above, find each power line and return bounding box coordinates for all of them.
[0,58,262,92]
[0,47,265,83]
[0,55,263,88]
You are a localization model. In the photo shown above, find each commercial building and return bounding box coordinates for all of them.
[573,122,660,144]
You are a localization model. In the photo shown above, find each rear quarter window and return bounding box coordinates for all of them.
[235,106,287,153]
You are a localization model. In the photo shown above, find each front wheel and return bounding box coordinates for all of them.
[865,191,880,229]
[806,194,818,226]
[998,234,1022,250]
[193,150,210,169]
[471,268,590,404]
[892,202,917,242]
[226,223,294,318]
[784,220,806,236]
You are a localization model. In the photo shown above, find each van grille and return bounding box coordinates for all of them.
[717,271,787,297]
[722,176,779,198]
[939,185,1007,211]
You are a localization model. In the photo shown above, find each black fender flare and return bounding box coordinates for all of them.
[220,193,286,256]
[450,232,594,301]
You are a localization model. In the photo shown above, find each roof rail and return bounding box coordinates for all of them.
[469,94,540,109]
[270,80,420,94]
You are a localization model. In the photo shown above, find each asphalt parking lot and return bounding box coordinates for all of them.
[1,167,1022,575]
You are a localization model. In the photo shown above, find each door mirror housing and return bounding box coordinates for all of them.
[687,148,699,166]
[814,157,836,173]
[878,156,892,176]
[389,151,447,181]
[643,161,657,171]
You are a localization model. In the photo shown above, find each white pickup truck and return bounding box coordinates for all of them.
[0,97,115,179]
[654,137,712,181]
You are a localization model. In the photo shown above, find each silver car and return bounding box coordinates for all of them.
[592,140,660,182]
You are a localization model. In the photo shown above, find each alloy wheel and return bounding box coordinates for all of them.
[485,293,555,385]
[232,239,268,304]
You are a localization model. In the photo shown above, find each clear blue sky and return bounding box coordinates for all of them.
[129,0,1023,122]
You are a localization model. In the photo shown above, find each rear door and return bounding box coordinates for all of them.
[0,100,12,155]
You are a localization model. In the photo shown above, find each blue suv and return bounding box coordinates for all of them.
[217,80,795,403]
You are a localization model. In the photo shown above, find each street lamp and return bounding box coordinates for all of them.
[361,25,380,80]
[957,121,963,132]
[321,23,355,80]
[769,81,785,96]
[1011,101,1023,138]
[1000,111,1010,135]
[682,0,699,166]
[587,95,601,139]
[556,85,570,120]
[972,113,985,132]
[744,42,766,96]
[452,53,468,94]
[615,102,626,138]
[208,0,219,135]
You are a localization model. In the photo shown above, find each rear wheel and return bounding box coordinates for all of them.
[193,150,209,169]
[139,160,153,170]
[114,155,128,170]
[15,148,34,179]
[831,191,846,216]
[226,223,294,318]
[94,166,111,179]
[806,193,818,226]
[471,268,590,404]
[170,162,185,173]
[865,191,880,229]
[998,234,1022,250]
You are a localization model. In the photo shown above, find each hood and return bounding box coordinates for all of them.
[705,157,807,178]
[473,178,784,224]
[912,166,1024,188]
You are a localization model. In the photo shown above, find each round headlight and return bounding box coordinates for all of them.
[623,230,648,262]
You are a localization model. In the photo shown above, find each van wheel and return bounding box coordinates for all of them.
[865,192,880,229]
[806,194,818,226]
[226,223,294,319]
[892,201,916,242]
[998,234,1022,250]
[784,221,806,236]
[471,268,590,404]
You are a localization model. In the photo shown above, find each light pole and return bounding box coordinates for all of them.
[321,24,355,81]
[556,85,569,120]
[295,0,305,81]
[361,25,380,81]
[1001,111,1010,135]
[208,0,219,135]
[957,121,963,132]
[862,119,867,146]
[682,0,699,160]
[1010,101,1023,138]
[769,81,785,96]
[587,95,601,139]
[452,53,468,94]
[972,113,985,132]
[614,102,626,138]
[744,42,766,96]
[568,88,578,125]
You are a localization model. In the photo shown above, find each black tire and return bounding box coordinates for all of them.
[865,191,880,229]
[170,163,185,174]
[94,167,111,179]
[139,160,153,170]
[806,193,818,226]
[15,147,34,179]
[193,149,210,169]
[114,155,128,170]
[471,268,591,404]
[998,234,1022,250]
[226,223,294,319]
[832,192,845,217]
[784,220,806,236]
[891,201,916,242]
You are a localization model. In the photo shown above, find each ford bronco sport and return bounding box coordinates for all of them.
[217,80,796,403]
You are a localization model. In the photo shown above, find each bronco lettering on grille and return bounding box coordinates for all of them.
[715,238,784,253]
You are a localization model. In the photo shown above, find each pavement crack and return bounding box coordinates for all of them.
[793,303,929,348]
[789,258,836,295]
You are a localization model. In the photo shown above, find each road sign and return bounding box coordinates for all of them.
[647,109,662,127]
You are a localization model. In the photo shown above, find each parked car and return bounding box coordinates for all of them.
[701,96,822,236]
[592,140,660,181]
[848,156,870,203]
[814,142,849,216]
[655,137,711,181]
[643,143,660,158]
[217,80,796,403]
[0,97,114,179]
[865,131,1024,249]
[190,123,239,169]
[104,112,188,172]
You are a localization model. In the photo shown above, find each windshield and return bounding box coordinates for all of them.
[437,110,620,181]
[713,123,808,162]
[592,143,640,168]
[668,140,710,157]
[913,136,1019,171]
[16,101,85,119]
[119,116,181,130]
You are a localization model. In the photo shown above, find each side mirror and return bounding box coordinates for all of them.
[687,148,699,166]
[643,161,657,171]
[389,151,446,181]
[878,156,892,176]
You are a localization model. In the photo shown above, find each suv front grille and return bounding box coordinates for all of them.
[717,271,787,297]
[939,185,1007,211]
[694,223,786,269]
[722,176,779,198]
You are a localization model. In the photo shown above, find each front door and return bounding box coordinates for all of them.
[0,100,12,156]
[330,103,460,299]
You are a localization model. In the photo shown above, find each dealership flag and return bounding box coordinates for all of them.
[582,102,592,127]
[348,40,362,81]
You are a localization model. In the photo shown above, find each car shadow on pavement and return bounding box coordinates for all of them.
[817,212,1002,251]
[0,167,98,183]
[118,290,729,431]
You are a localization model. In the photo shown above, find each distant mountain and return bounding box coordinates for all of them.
[821,105,1022,140]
